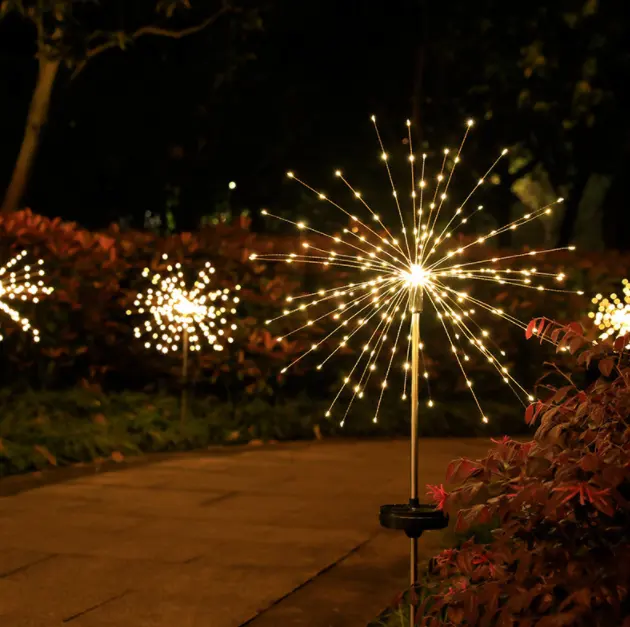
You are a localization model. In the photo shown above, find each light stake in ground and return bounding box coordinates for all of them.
[0,250,53,342]
[250,116,581,625]
[127,254,240,421]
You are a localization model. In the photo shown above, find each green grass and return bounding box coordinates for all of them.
[0,388,328,477]
[0,382,521,479]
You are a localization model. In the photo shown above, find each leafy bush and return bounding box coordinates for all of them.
[3,208,630,434]
[418,322,630,626]
[1,381,498,478]
[0,387,337,477]
[0,209,314,395]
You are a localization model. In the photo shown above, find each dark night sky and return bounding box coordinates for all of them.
[1,0,629,242]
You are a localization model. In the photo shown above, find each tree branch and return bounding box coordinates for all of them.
[72,5,232,79]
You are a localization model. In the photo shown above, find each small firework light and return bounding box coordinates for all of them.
[129,255,240,355]
[251,118,580,428]
[251,116,581,625]
[128,255,240,421]
[590,279,630,343]
[0,250,53,342]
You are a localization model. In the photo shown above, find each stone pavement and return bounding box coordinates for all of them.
[0,438,493,627]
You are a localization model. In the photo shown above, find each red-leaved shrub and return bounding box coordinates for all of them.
[4,209,630,434]
[422,322,630,626]
[0,209,319,392]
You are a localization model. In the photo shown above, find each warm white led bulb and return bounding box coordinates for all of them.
[128,257,239,354]
[252,115,579,427]
[405,264,428,287]
[0,252,52,343]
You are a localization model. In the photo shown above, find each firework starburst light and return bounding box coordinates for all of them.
[128,255,240,354]
[0,250,53,342]
[589,279,630,344]
[251,117,583,427]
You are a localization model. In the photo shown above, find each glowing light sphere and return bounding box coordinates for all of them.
[589,279,630,344]
[251,117,583,427]
[128,255,240,354]
[0,250,53,342]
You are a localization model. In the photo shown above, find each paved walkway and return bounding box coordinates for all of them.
[0,439,492,627]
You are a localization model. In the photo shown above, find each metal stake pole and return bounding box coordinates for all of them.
[379,285,446,625]
[180,326,189,423]
[409,288,423,626]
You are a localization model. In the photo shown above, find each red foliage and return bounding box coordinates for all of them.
[0,209,330,389]
[426,484,449,511]
[421,322,630,626]
[3,207,630,413]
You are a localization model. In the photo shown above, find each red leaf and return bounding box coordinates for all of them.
[524,403,535,425]
[569,336,584,354]
[579,454,599,472]
[446,458,480,483]
[525,319,538,340]
[426,484,448,510]
[551,385,572,403]
[454,511,468,533]
[456,551,475,575]
[525,400,545,425]
[456,504,491,532]
[598,358,614,377]
[613,333,629,352]
[538,612,581,627]
[446,607,465,624]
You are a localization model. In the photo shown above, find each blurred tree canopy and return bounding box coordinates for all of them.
[411,0,629,249]
[0,0,628,249]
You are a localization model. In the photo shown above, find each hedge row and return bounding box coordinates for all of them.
[1,208,630,430]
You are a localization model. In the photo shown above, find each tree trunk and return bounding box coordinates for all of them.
[1,57,61,213]
[556,164,589,247]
